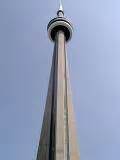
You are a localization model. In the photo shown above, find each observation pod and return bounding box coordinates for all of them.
[47,9,73,42]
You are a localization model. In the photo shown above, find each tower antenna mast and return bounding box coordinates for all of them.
[57,0,64,16]
[59,0,64,12]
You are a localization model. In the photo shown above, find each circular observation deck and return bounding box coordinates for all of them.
[47,17,73,42]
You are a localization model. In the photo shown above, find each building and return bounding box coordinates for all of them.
[36,2,80,160]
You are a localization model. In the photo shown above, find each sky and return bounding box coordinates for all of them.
[0,0,120,160]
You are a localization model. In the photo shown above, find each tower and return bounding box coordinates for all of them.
[36,2,80,160]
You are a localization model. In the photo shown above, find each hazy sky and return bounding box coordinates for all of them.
[0,0,120,160]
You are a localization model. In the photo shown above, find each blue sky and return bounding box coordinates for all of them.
[0,0,120,159]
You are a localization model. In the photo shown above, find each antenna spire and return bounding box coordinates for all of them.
[59,0,63,12]
[57,0,64,16]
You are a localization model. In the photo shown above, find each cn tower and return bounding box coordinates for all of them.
[36,2,80,160]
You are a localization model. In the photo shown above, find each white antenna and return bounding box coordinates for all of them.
[59,0,64,12]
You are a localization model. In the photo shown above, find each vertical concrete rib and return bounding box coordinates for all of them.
[55,31,66,160]
[65,53,80,160]
[36,40,57,160]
